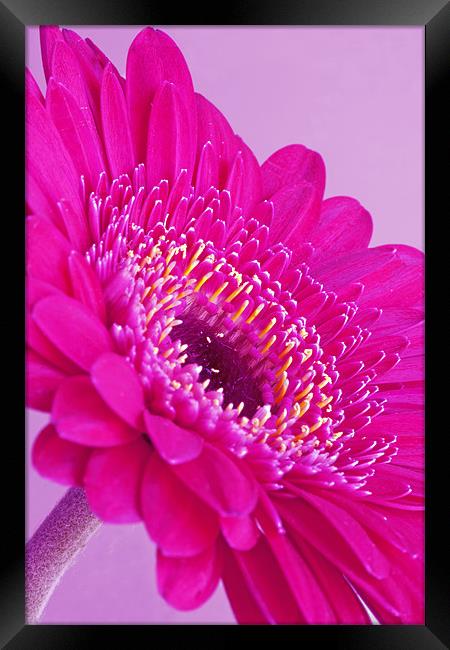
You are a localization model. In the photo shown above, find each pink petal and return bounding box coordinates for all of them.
[295,488,390,578]
[370,307,424,338]
[144,411,203,465]
[225,138,262,214]
[277,494,389,581]
[267,533,336,623]
[60,28,104,125]
[173,444,258,517]
[194,141,218,197]
[91,353,145,429]
[32,423,89,486]
[101,64,135,179]
[294,536,370,624]
[312,246,397,290]
[83,438,150,522]
[50,39,91,112]
[26,68,44,104]
[68,251,106,321]
[379,354,423,383]
[56,198,91,252]
[46,79,105,190]
[26,85,83,229]
[309,196,373,260]
[267,181,321,248]
[39,25,63,82]
[52,375,138,447]
[232,537,303,623]
[26,310,80,375]
[221,547,267,624]
[126,27,196,164]
[32,294,112,371]
[220,514,259,551]
[262,143,325,199]
[157,545,221,611]
[141,453,219,557]
[357,245,424,309]
[195,93,238,188]
[26,215,71,292]
[26,349,65,411]
[146,81,195,189]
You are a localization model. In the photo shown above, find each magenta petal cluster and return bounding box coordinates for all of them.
[26,26,424,624]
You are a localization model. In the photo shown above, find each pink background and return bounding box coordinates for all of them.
[26,26,424,624]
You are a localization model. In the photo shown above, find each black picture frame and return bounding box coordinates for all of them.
[1,0,448,646]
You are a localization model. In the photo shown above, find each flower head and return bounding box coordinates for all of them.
[27,26,424,623]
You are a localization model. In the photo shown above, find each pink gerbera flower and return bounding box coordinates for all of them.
[26,25,424,624]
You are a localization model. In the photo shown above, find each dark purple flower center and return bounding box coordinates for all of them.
[172,314,265,418]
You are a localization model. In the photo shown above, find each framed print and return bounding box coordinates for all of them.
[0,0,448,647]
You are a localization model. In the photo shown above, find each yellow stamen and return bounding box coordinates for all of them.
[246,302,265,324]
[317,395,333,408]
[261,334,277,354]
[280,340,295,359]
[259,317,277,339]
[318,374,332,389]
[275,355,293,378]
[194,271,213,292]
[295,382,314,402]
[231,300,249,322]
[276,408,288,426]
[225,281,249,303]
[309,418,324,434]
[210,281,229,302]
[163,260,177,277]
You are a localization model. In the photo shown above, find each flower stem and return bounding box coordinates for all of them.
[26,487,101,624]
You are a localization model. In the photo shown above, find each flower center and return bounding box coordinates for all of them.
[172,313,265,418]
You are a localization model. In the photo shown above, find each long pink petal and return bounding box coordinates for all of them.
[312,246,397,290]
[26,68,44,104]
[32,294,112,371]
[146,81,195,189]
[39,25,63,82]
[91,353,145,429]
[295,488,390,578]
[101,64,135,179]
[221,546,268,624]
[144,411,203,465]
[141,453,219,557]
[195,93,238,188]
[126,27,196,164]
[26,215,71,292]
[83,438,150,522]
[309,196,373,261]
[267,533,336,623]
[46,79,105,190]
[52,375,139,447]
[32,423,89,486]
[358,245,424,309]
[26,89,83,229]
[293,536,371,624]
[220,514,259,551]
[173,444,258,517]
[67,251,106,321]
[26,349,65,412]
[262,143,326,200]
[157,545,221,611]
[232,537,303,623]
[50,39,91,112]
[267,181,321,248]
